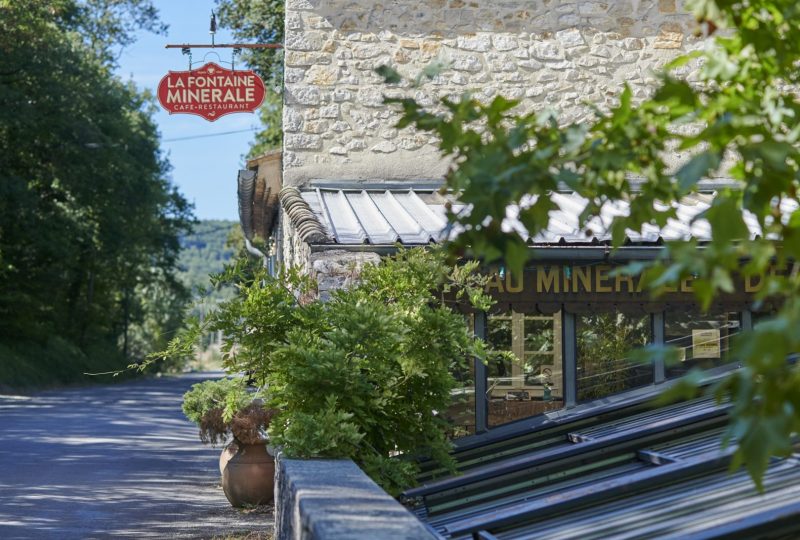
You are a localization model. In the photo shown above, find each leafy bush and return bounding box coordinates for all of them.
[163,248,489,493]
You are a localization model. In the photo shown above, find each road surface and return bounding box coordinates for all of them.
[0,373,273,539]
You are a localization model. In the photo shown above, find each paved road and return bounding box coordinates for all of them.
[0,373,273,539]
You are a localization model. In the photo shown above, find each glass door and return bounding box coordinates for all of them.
[487,310,563,427]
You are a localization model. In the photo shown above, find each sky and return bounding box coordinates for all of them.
[116,0,262,221]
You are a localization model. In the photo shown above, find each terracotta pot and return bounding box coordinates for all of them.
[222,442,275,507]
[219,440,239,475]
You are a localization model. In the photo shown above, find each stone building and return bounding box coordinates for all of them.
[241,0,702,279]
[237,0,753,433]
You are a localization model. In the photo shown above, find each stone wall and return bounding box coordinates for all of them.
[310,250,381,301]
[274,455,437,540]
[277,211,381,296]
[283,0,700,186]
[279,212,312,272]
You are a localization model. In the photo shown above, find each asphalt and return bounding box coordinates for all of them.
[0,372,274,539]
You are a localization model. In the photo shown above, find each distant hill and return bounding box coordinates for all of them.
[176,219,239,366]
[177,220,238,302]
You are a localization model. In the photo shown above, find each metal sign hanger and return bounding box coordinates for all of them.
[165,11,282,70]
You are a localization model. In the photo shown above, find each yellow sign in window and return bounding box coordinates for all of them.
[692,329,721,358]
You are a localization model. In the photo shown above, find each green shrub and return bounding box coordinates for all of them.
[182,378,252,425]
[160,248,489,494]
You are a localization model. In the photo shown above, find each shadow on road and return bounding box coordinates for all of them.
[0,373,274,539]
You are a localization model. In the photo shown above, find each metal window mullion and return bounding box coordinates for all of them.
[512,310,524,388]
[653,311,666,383]
[741,309,753,331]
[474,311,489,433]
[563,311,577,407]
[553,310,563,396]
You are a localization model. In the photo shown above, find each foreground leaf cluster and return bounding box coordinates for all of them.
[381,0,800,488]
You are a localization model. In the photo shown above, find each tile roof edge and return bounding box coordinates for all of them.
[279,186,330,244]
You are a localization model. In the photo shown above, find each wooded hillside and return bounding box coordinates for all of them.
[177,220,237,301]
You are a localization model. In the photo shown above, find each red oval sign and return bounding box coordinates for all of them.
[157,62,266,122]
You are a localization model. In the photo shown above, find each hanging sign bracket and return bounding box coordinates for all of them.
[169,44,281,70]
[165,11,282,70]
[167,44,283,49]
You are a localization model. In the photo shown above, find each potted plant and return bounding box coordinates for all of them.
[182,377,277,507]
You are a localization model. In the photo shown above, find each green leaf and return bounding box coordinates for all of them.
[663,50,704,71]
[611,84,633,127]
[704,195,750,245]
[504,239,530,277]
[610,219,629,248]
[675,151,721,191]
[420,59,450,82]
[654,367,705,405]
[751,141,793,172]
[711,267,734,293]
[691,278,715,311]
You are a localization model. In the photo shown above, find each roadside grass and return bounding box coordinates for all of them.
[0,338,133,390]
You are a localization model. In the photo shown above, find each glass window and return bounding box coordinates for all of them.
[487,314,514,388]
[752,311,775,328]
[577,312,652,402]
[665,309,740,378]
[445,361,475,438]
[445,313,476,438]
[487,311,564,427]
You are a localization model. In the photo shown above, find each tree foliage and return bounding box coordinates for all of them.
[381,0,800,488]
[159,248,490,494]
[57,0,168,65]
[0,1,193,386]
[215,0,284,156]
